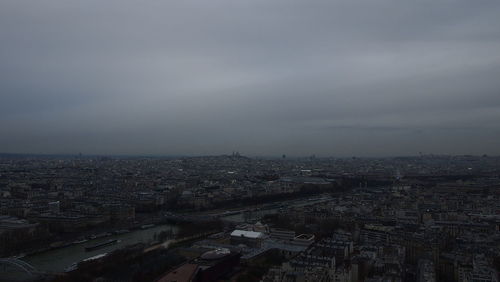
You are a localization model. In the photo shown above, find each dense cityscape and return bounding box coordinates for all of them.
[2,1,500,281]
[1,154,499,281]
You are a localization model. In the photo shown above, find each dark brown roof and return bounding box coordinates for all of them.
[157,263,199,282]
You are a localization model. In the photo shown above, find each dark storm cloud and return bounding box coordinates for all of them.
[1,0,500,156]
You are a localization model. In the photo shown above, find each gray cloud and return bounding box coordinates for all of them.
[1,0,500,156]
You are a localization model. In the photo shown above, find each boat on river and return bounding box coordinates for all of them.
[73,239,88,244]
[114,229,130,235]
[65,252,109,272]
[84,239,118,252]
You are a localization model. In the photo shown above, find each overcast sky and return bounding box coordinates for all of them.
[1,0,500,157]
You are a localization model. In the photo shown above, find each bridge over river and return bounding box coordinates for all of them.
[0,258,55,281]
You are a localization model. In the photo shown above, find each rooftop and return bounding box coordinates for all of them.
[231,230,265,239]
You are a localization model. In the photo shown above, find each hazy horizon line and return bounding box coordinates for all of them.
[0,151,496,159]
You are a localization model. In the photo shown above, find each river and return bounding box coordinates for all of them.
[23,197,330,272]
[221,196,333,222]
[24,224,177,273]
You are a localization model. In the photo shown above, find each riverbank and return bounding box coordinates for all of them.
[4,213,176,259]
[24,223,178,272]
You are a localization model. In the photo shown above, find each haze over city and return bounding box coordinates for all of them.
[2,0,500,156]
[3,2,500,281]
